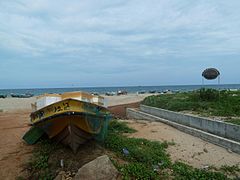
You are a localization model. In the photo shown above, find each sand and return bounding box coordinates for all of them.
[0,93,150,111]
[0,110,33,179]
[0,97,36,112]
[0,94,239,179]
[125,119,240,169]
[0,94,150,179]
[103,93,150,107]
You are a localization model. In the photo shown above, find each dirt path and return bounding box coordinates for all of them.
[0,110,33,180]
[125,119,240,169]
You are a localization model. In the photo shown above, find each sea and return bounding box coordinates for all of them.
[0,84,240,96]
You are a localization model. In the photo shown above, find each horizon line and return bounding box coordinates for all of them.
[0,83,239,90]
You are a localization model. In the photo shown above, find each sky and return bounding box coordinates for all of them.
[0,0,240,89]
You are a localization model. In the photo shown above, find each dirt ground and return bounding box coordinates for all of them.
[0,110,33,180]
[109,103,240,169]
[125,119,240,169]
[0,95,146,180]
[0,96,239,179]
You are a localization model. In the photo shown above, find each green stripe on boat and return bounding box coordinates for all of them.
[22,126,45,145]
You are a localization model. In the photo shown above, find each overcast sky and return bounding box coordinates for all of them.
[0,0,240,89]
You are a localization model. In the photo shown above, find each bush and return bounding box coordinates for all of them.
[198,88,219,101]
[142,89,240,117]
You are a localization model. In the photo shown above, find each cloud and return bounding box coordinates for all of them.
[0,0,240,88]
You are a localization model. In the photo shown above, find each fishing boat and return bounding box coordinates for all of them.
[11,93,34,98]
[23,92,110,153]
[0,94,7,98]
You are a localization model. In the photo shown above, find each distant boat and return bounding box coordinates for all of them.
[137,91,145,94]
[149,90,156,94]
[0,94,7,98]
[23,91,110,153]
[11,93,34,98]
[105,92,115,96]
[117,90,127,95]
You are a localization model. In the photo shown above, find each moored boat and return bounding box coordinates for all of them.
[11,93,34,98]
[0,94,7,98]
[23,92,111,153]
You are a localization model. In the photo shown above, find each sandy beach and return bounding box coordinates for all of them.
[0,94,151,179]
[0,94,239,179]
[0,93,150,112]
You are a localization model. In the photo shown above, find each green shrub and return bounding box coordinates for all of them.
[108,120,137,134]
[142,89,240,117]
[199,88,219,101]
[120,162,159,180]
[106,120,229,179]
[172,162,227,180]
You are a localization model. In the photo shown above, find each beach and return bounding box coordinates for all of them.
[0,94,240,179]
[0,94,150,179]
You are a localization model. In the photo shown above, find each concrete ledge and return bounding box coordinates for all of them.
[127,108,240,154]
[140,105,240,142]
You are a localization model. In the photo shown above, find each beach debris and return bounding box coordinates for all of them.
[54,170,75,180]
[227,148,233,153]
[152,161,165,172]
[73,155,119,180]
[201,165,209,170]
[60,159,64,168]
[122,148,129,155]
[203,148,208,153]
[152,164,160,172]
[151,130,157,133]
[54,171,66,180]
[158,161,165,167]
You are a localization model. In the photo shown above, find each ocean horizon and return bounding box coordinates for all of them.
[0,84,240,96]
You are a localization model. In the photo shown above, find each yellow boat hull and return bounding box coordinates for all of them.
[30,99,110,152]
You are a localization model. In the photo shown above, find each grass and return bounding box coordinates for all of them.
[172,162,227,180]
[24,120,239,179]
[105,120,235,179]
[106,120,171,179]
[142,88,240,125]
[220,165,240,176]
[108,120,137,134]
[225,119,240,125]
[26,139,59,179]
[24,137,106,179]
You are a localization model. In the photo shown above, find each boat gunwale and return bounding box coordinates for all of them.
[32,111,110,126]
[31,98,107,114]
[30,98,109,124]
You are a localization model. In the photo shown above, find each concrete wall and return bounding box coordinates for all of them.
[140,105,240,142]
[127,108,240,154]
